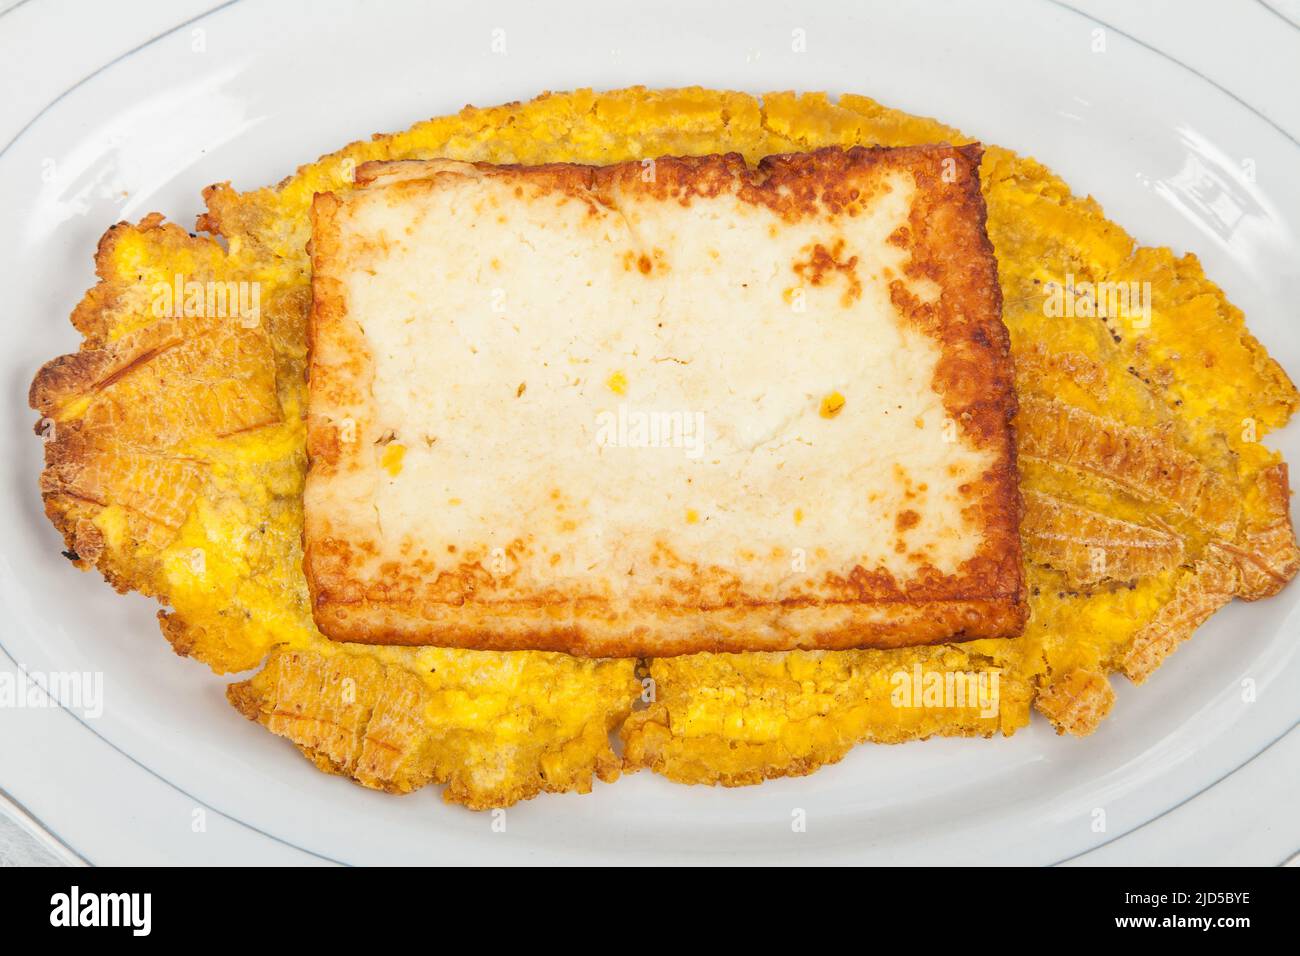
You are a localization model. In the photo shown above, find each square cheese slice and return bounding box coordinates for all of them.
[305,145,1025,657]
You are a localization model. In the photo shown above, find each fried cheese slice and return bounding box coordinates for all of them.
[31,88,1298,803]
[305,149,1023,655]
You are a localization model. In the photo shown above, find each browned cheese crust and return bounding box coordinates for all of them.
[304,146,1026,656]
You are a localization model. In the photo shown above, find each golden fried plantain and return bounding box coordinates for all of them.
[31,88,1298,803]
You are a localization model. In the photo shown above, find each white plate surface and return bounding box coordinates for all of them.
[0,0,1297,865]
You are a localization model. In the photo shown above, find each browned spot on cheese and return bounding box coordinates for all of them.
[793,238,862,306]
[896,509,921,530]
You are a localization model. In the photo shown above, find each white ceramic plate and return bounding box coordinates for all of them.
[2,0,1297,866]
